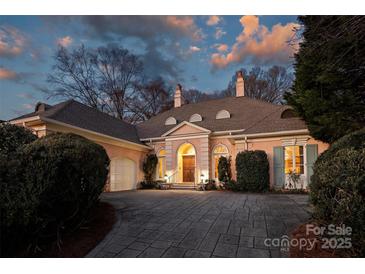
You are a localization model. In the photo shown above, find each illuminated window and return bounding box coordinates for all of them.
[284,146,304,174]
[212,144,229,179]
[157,149,166,179]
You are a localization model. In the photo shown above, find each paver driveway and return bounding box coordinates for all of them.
[87,190,310,258]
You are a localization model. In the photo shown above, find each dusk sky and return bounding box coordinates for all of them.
[0,15,299,120]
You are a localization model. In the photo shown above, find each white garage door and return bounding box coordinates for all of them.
[110,158,137,191]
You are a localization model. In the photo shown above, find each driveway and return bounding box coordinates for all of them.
[87,190,310,258]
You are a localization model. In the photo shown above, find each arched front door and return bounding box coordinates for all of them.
[177,143,196,183]
[110,157,137,191]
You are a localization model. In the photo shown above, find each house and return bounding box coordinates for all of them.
[9,72,328,191]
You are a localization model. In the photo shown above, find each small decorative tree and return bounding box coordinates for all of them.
[142,153,158,183]
[287,170,301,189]
[218,156,232,183]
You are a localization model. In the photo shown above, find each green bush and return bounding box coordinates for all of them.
[223,179,240,191]
[142,154,158,183]
[236,150,270,192]
[140,180,158,189]
[310,128,365,256]
[0,123,37,154]
[218,156,232,183]
[0,123,38,256]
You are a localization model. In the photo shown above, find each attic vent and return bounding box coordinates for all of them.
[189,113,202,123]
[216,110,230,120]
[281,109,298,119]
[165,116,177,125]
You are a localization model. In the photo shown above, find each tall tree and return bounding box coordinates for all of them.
[47,44,143,121]
[285,16,365,143]
[129,77,173,123]
[226,66,293,104]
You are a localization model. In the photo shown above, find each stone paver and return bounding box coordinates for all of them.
[87,190,310,258]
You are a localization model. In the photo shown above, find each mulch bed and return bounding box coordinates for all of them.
[290,222,353,258]
[29,202,116,258]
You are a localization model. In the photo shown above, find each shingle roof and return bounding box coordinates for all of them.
[136,96,307,138]
[10,96,308,144]
[11,100,143,145]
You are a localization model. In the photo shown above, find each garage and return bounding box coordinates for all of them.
[110,157,137,191]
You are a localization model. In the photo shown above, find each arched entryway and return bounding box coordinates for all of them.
[177,143,196,183]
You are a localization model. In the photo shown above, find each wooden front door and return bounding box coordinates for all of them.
[182,156,195,182]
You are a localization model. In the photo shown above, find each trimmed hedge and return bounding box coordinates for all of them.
[236,150,270,192]
[1,132,110,256]
[0,124,38,256]
[0,123,37,154]
[310,128,365,256]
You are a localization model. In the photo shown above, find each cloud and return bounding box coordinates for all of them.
[22,103,34,110]
[211,16,299,69]
[189,46,201,53]
[17,93,35,99]
[215,27,226,39]
[215,43,228,52]
[0,67,18,80]
[0,25,26,58]
[73,16,204,81]
[57,36,73,47]
[206,16,221,26]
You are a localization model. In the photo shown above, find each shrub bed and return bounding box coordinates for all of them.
[236,150,270,192]
[310,128,365,256]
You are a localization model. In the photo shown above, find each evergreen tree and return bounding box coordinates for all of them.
[285,16,365,143]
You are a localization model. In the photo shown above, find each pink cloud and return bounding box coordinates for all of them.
[206,16,221,26]
[211,16,299,69]
[189,46,201,53]
[0,26,26,58]
[215,43,228,52]
[57,36,73,47]
[0,67,17,80]
[165,16,203,41]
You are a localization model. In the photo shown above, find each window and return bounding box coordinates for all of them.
[189,113,202,122]
[212,144,229,179]
[216,110,230,119]
[284,146,304,174]
[165,117,177,125]
[157,149,166,179]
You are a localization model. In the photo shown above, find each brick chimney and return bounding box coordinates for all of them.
[236,71,245,97]
[174,84,184,108]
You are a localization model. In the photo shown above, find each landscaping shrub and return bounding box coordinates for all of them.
[0,123,38,256]
[0,123,37,154]
[218,156,232,183]
[310,128,365,256]
[204,179,217,191]
[142,153,158,183]
[14,133,109,254]
[223,179,240,191]
[236,150,270,192]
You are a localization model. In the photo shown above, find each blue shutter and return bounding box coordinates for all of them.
[306,144,318,185]
[273,146,285,188]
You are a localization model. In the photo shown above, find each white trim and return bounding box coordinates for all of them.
[211,129,309,139]
[211,129,246,135]
[161,121,211,137]
[165,134,209,141]
[9,115,41,124]
[41,117,151,151]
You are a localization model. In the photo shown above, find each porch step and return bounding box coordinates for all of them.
[171,184,196,190]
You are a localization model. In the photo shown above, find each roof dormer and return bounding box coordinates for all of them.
[216,110,230,120]
[165,116,177,125]
[189,113,202,123]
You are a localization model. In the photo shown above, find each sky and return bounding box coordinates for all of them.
[0,15,299,120]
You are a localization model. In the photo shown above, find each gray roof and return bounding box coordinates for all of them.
[11,100,143,145]
[11,96,307,144]
[136,96,307,139]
